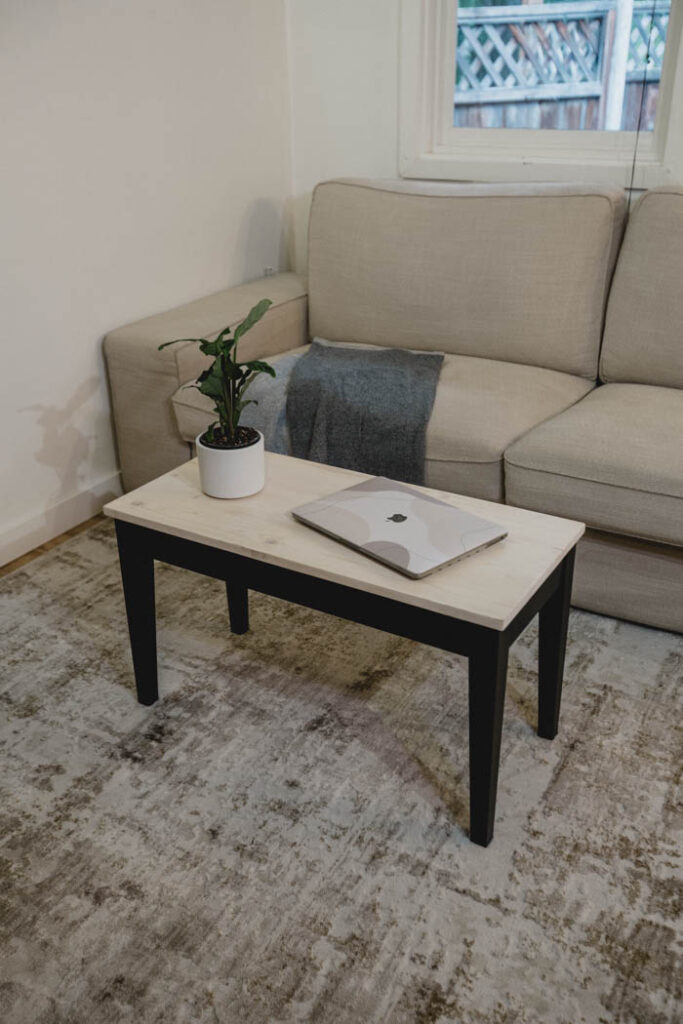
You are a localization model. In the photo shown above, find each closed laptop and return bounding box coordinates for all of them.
[292,477,507,579]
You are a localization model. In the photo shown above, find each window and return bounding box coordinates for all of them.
[454,1,670,132]
[399,0,683,186]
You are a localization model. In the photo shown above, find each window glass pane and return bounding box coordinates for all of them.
[454,0,671,130]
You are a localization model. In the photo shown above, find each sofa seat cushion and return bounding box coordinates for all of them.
[423,354,593,500]
[172,347,593,503]
[505,384,683,547]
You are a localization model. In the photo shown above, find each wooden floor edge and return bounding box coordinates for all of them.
[0,514,106,578]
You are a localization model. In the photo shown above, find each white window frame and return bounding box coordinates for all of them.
[399,0,683,187]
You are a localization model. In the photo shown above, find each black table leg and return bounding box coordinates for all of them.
[226,580,249,634]
[468,633,509,846]
[538,549,575,740]
[115,521,158,706]
[110,519,579,845]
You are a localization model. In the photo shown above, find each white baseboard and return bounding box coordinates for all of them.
[0,472,123,568]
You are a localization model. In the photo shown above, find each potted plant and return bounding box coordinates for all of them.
[159,298,275,498]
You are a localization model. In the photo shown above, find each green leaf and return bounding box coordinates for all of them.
[213,325,233,346]
[158,337,202,351]
[198,379,223,401]
[233,298,272,345]
[242,359,276,377]
[220,359,242,380]
[235,399,258,416]
[159,325,236,356]
[198,338,221,357]
[197,363,225,400]
[235,365,272,404]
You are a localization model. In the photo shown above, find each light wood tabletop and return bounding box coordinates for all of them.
[104,453,584,632]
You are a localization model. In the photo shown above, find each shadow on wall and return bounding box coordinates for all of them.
[284,192,313,277]
[233,197,290,279]
[23,376,117,512]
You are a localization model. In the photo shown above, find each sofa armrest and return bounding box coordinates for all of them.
[104,272,308,490]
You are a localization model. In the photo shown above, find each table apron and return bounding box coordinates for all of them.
[114,520,565,657]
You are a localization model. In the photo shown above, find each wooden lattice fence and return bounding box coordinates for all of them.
[627,1,670,79]
[454,0,671,131]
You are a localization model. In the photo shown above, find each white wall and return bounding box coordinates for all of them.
[0,0,291,564]
[285,0,400,274]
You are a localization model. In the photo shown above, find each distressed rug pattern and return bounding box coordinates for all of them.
[0,520,681,1024]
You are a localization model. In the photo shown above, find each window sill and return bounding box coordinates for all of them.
[400,150,678,189]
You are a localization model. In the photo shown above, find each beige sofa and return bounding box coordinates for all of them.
[104,180,683,633]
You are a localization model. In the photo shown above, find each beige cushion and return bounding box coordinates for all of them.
[505,384,683,546]
[601,187,683,388]
[173,349,593,503]
[308,179,626,379]
[424,355,593,500]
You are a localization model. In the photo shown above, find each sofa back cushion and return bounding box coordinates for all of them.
[600,187,683,388]
[308,179,626,379]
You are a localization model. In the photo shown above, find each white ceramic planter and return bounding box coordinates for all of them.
[196,430,265,499]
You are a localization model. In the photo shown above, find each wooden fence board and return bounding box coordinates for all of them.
[454,0,670,131]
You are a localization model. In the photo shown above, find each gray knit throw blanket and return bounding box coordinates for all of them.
[284,341,443,485]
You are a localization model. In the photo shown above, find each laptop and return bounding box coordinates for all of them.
[291,476,507,579]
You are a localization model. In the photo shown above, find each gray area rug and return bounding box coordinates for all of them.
[0,520,681,1024]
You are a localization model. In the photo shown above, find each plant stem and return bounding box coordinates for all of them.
[220,354,234,442]
[231,340,239,438]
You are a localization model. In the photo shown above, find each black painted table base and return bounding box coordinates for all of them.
[115,520,576,847]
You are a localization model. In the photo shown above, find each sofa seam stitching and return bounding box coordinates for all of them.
[503,457,683,501]
[424,455,505,466]
[319,180,624,208]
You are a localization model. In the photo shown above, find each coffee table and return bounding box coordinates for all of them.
[104,453,584,846]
